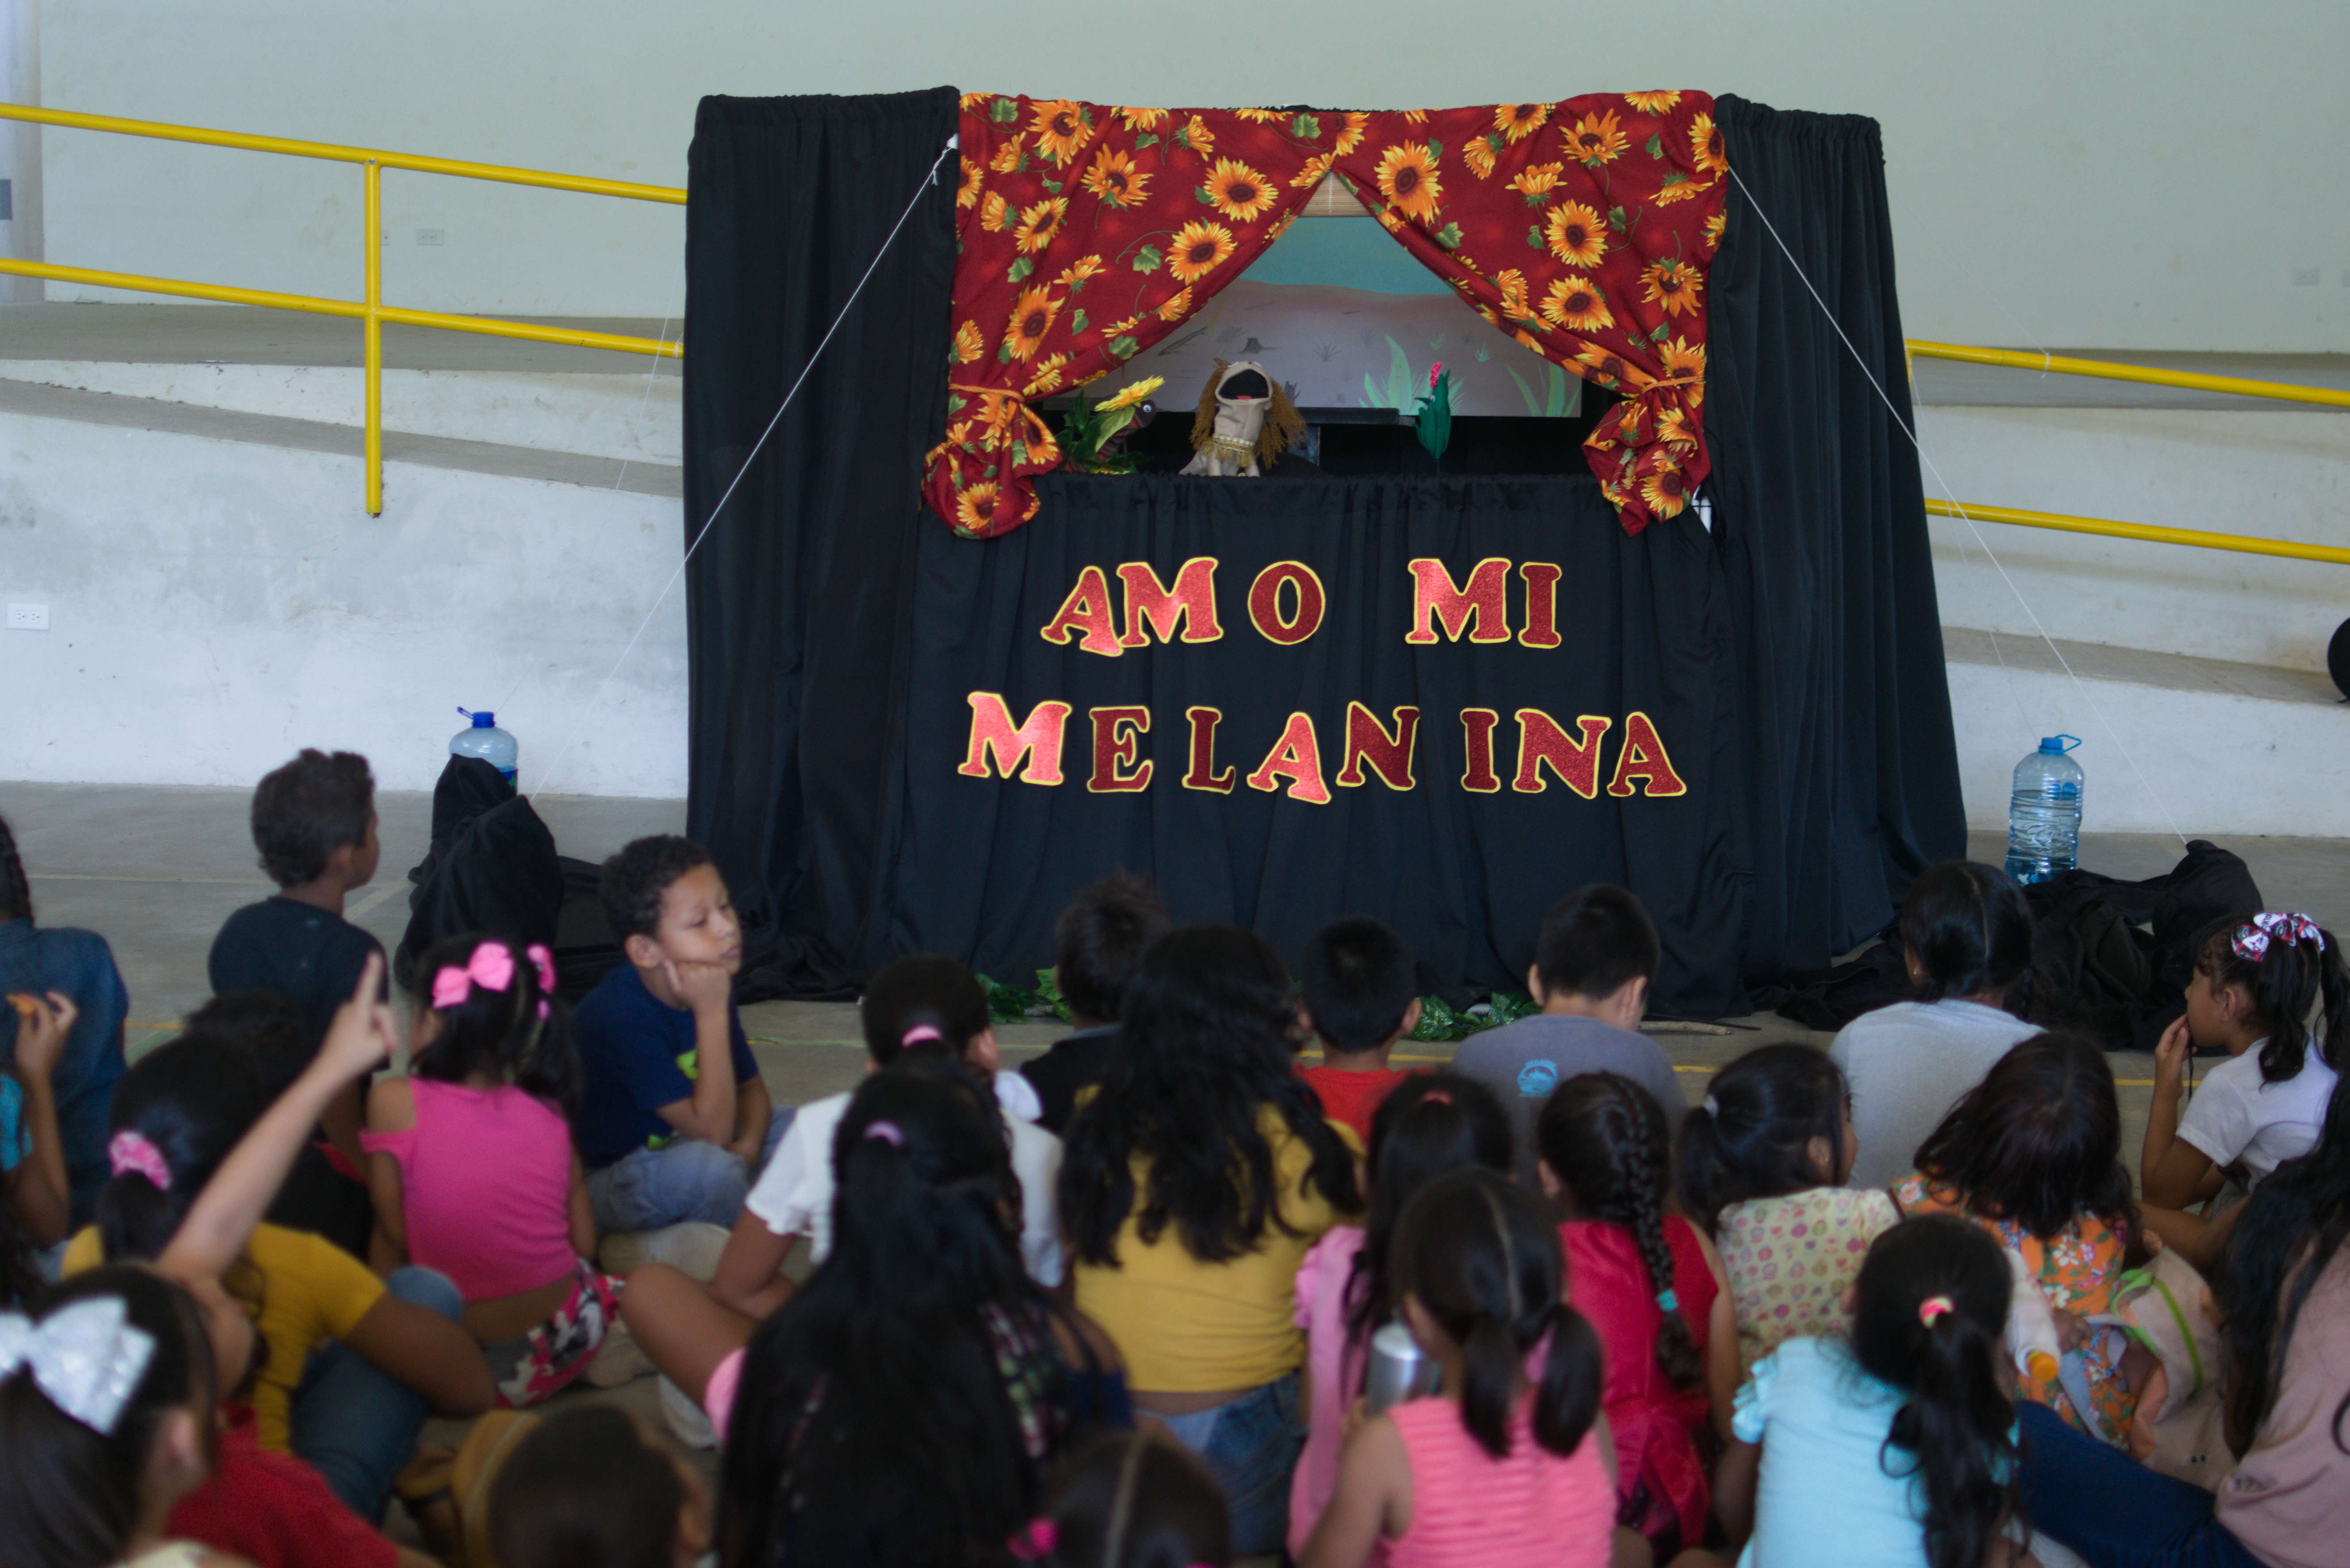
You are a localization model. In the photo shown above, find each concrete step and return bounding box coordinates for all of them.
[0,361,680,466]
[0,375,680,496]
[1943,626,2349,837]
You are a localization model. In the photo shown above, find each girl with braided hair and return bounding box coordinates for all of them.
[1301,1169,1620,1568]
[1538,1072,1737,1560]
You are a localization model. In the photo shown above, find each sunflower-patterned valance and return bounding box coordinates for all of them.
[925,92,1724,540]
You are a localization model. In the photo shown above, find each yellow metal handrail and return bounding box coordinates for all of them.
[1926,500,2350,566]
[0,101,683,514]
[1905,340,2350,565]
[1905,339,2350,411]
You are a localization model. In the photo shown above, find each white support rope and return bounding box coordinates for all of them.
[527,133,959,801]
[1722,162,2190,848]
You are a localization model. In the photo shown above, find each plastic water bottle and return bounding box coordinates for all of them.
[449,708,519,784]
[2004,735,2083,884]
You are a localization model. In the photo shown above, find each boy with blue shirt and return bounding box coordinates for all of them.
[575,835,790,1234]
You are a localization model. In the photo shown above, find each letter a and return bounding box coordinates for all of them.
[1245,712,1332,804]
[1039,565,1122,657]
[1606,711,1690,797]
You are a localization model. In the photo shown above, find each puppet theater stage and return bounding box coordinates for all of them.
[679,88,1964,1018]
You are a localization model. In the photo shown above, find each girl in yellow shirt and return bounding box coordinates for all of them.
[1059,925,1361,1557]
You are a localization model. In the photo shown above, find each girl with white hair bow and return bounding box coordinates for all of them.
[0,957,399,1568]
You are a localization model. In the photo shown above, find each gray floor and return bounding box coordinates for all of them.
[16,779,2350,1141]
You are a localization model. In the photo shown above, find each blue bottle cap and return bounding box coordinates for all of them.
[2039,734,2081,754]
[473,711,495,728]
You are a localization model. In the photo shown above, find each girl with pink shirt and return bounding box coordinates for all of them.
[361,934,612,1407]
[1288,1074,1511,1562]
[1301,1169,1624,1568]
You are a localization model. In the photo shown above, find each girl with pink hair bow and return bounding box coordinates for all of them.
[361,933,620,1407]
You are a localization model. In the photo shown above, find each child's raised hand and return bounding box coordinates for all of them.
[6,991,76,1081]
[663,957,734,1016]
[2154,1015,2193,1081]
[319,953,398,1084]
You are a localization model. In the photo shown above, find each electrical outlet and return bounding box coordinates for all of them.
[7,602,48,630]
[2292,266,2320,286]
[416,229,445,247]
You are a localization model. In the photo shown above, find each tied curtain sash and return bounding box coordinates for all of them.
[927,92,1724,540]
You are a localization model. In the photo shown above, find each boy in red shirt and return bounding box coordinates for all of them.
[1296,916,1422,1144]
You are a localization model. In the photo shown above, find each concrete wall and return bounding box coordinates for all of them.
[0,405,686,796]
[33,0,2350,350]
[1947,662,2350,838]
[1917,407,2350,674]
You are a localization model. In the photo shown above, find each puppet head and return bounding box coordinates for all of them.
[1189,359,1305,471]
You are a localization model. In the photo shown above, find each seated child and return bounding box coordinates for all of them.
[1895,1032,2150,1444]
[1538,1071,1735,1558]
[573,836,789,1234]
[3,989,73,1278]
[1289,1074,1512,1561]
[68,955,493,1523]
[1020,873,1170,1134]
[1451,885,1684,1185]
[1679,1043,1897,1373]
[1060,926,1359,1558]
[745,954,1061,1281]
[206,751,387,1211]
[712,1070,1127,1564]
[489,1406,710,1568]
[1021,1428,1233,1568]
[188,992,374,1259]
[4,1267,250,1568]
[11,956,420,1568]
[1296,915,1424,1145]
[1709,1215,2024,1568]
[2023,1081,2350,1568]
[2143,911,2345,1213]
[1830,861,2038,1189]
[1301,1169,1619,1568]
[2,812,132,1228]
[362,934,617,1407]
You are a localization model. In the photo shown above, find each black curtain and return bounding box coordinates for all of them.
[679,89,1964,1013]
[1707,98,1967,982]
[881,474,1750,1016]
[682,89,958,996]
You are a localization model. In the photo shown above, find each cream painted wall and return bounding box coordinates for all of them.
[32,0,2350,348]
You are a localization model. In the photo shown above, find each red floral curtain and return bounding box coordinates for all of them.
[926,91,1724,538]
[925,95,1336,537]
[1331,93,1724,532]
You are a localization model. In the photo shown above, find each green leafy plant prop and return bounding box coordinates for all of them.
[1057,376,1163,474]
[1405,990,1536,1043]
[977,969,1073,1024]
[1416,361,1454,463]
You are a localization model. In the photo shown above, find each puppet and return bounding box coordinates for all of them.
[1181,359,1305,477]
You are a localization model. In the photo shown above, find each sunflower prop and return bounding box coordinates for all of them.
[1181,359,1305,477]
[1416,361,1454,463]
[1058,376,1163,474]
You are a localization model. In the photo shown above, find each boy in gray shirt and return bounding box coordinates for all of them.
[1452,884,1685,1182]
